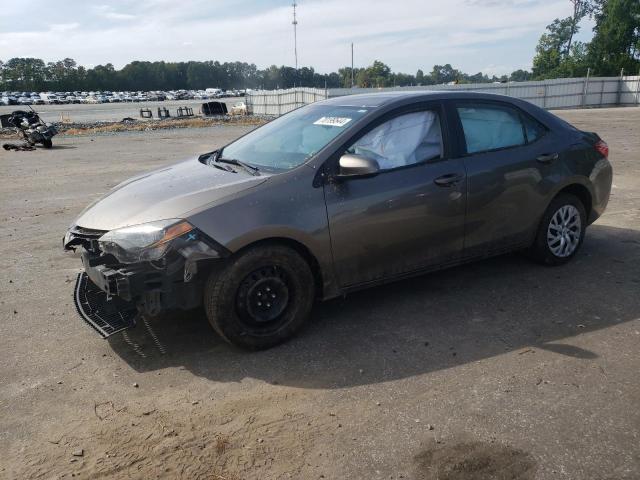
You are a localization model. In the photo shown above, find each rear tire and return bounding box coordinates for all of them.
[204,244,315,350]
[528,193,586,265]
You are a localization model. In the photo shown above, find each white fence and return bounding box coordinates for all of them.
[246,76,639,116]
[246,87,327,115]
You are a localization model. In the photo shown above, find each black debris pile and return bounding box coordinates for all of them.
[3,142,36,151]
[202,101,228,116]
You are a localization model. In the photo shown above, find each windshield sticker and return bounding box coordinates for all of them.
[314,116,352,127]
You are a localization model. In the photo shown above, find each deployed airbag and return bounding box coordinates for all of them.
[351,111,442,169]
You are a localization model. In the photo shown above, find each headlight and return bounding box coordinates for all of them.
[98,219,193,263]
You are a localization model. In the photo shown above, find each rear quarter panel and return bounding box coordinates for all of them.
[555,137,612,222]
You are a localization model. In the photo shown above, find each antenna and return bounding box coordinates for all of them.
[292,2,299,73]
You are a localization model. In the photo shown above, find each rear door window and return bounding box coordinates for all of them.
[522,114,546,143]
[456,104,525,154]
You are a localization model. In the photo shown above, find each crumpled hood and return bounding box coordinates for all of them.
[73,157,267,231]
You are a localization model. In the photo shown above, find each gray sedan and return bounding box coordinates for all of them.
[64,91,612,349]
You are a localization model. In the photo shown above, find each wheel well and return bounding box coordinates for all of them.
[557,184,592,219]
[236,238,324,299]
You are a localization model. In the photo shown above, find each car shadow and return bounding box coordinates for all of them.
[48,144,77,150]
[107,224,640,389]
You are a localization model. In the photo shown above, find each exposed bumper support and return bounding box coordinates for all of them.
[74,272,137,337]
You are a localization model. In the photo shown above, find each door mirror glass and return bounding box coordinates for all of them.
[337,154,380,178]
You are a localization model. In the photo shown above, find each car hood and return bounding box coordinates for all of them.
[73,157,268,231]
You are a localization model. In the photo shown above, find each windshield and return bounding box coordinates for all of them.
[220,103,371,171]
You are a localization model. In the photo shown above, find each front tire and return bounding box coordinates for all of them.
[528,193,586,265]
[42,139,53,148]
[204,244,315,350]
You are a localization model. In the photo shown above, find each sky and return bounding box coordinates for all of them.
[0,0,595,76]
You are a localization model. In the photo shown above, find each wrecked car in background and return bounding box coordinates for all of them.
[1,108,58,148]
[64,91,612,350]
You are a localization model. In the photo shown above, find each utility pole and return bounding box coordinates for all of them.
[292,2,298,74]
[351,42,354,88]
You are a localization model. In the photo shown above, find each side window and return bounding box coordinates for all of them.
[347,110,442,170]
[457,105,525,154]
[522,114,546,143]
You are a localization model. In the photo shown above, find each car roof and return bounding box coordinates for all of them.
[319,90,567,130]
[320,90,526,108]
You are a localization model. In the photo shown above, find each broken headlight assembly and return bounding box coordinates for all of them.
[98,219,195,264]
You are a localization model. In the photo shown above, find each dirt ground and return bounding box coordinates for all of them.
[0,108,639,480]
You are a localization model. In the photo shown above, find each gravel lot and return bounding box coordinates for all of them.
[0,98,239,124]
[1,108,639,479]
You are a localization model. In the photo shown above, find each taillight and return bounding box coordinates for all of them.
[594,140,609,159]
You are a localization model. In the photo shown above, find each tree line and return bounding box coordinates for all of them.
[0,57,530,93]
[1,0,637,93]
[532,0,639,79]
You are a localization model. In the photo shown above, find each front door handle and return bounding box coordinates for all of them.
[536,153,559,163]
[434,173,464,187]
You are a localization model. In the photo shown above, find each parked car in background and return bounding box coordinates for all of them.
[1,95,18,105]
[230,101,247,115]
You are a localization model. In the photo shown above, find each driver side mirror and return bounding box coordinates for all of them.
[336,154,380,178]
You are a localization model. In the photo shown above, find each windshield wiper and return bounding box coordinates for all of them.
[199,151,237,173]
[217,157,260,176]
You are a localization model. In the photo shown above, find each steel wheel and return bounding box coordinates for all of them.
[204,244,315,350]
[547,205,582,258]
[235,265,293,333]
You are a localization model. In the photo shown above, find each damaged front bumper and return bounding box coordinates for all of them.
[64,224,229,337]
[74,272,138,337]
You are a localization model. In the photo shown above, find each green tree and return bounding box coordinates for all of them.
[3,57,47,90]
[465,71,491,83]
[567,0,595,54]
[430,64,460,84]
[365,60,391,87]
[532,17,577,77]
[587,0,640,75]
[509,69,533,82]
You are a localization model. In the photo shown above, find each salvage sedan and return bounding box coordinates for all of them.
[63,92,612,349]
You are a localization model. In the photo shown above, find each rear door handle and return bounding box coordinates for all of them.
[434,173,464,187]
[536,153,559,163]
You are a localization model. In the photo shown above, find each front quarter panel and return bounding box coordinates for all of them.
[185,166,338,298]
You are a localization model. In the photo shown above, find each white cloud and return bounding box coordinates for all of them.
[0,0,580,76]
[102,12,137,20]
[49,23,81,33]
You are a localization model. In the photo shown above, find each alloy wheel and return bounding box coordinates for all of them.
[547,205,582,257]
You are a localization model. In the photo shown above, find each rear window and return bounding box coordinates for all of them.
[457,105,525,154]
